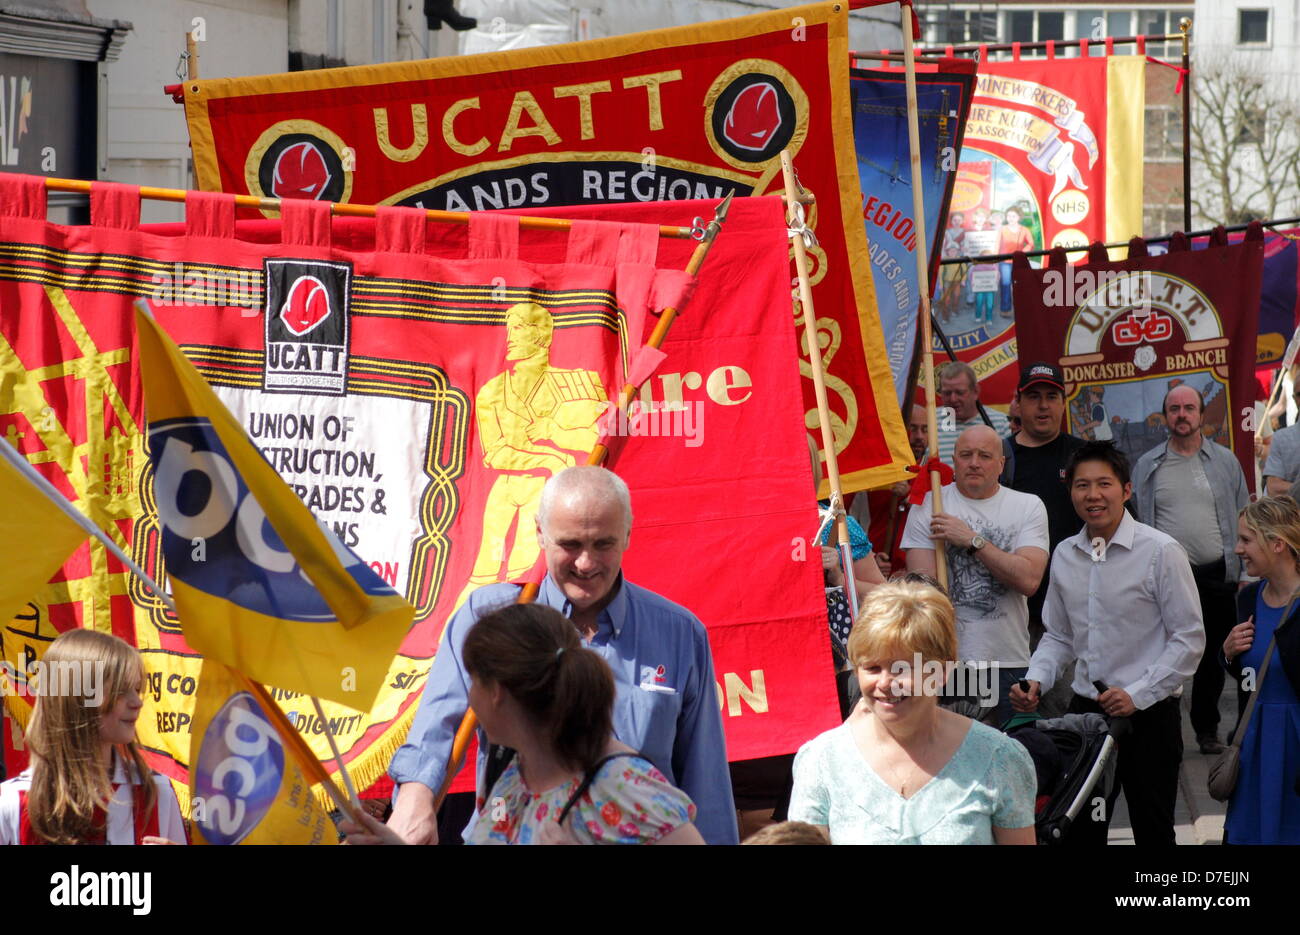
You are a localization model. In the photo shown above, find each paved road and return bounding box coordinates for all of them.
[1107,676,1234,845]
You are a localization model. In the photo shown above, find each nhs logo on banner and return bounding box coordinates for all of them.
[148,416,398,621]
[192,692,285,845]
[263,258,352,395]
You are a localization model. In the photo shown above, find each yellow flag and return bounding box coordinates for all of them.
[134,304,412,708]
[0,442,91,706]
[189,658,336,845]
[0,443,89,627]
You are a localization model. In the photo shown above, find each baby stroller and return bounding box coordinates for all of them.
[1003,712,1119,845]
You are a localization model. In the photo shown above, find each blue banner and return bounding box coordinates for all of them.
[850,65,976,407]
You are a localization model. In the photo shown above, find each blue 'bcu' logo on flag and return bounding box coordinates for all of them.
[193,692,285,845]
[148,416,397,622]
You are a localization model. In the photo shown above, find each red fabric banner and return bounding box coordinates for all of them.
[938,53,1145,406]
[0,175,836,793]
[1011,227,1264,481]
[178,1,914,493]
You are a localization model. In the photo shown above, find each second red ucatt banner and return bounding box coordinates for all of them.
[178,1,914,492]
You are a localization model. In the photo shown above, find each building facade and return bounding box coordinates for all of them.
[1189,0,1300,225]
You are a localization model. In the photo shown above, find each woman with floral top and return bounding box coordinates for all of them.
[344,602,702,845]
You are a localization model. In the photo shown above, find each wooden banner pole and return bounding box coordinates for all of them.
[432,195,735,813]
[779,150,858,617]
[900,2,948,588]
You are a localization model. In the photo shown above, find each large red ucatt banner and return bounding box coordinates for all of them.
[177,1,913,494]
[1012,228,1264,480]
[0,175,836,795]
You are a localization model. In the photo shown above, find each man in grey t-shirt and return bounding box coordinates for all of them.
[935,361,1011,468]
[1132,384,1249,755]
[1264,417,1300,496]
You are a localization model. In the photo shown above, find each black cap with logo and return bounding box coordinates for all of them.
[1017,362,1065,393]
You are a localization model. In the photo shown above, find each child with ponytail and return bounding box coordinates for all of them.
[342,603,704,846]
[460,603,703,844]
[0,629,186,845]
[421,600,702,847]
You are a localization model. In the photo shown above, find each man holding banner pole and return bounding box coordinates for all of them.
[387,466,737,845]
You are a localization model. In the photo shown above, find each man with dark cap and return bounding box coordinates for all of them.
[1000,363,1084,716]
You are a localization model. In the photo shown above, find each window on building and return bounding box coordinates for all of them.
[1144,204,1185,238]
[1236,105,1267,145]
[930,10,961,43]
[1107,11,1131,38]
[1010,11,1035,43]
[1145,107,1183,161]
[930,10,967,44]
[1239,9,1270,44]
[1039,12,1066,41]
[1065,10,1097,55]
[970,12,998,42]
[1139,10,1168,36]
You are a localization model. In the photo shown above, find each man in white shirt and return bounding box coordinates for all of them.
[903,425,1049,726]
[1011,441,1205,845]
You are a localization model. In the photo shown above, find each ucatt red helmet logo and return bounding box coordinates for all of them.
[1111,308,1174,346]
[272,141,331,199]
[280,275,332,336]
[723,82,783,152]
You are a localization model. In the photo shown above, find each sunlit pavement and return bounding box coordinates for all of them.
[1107,676,1231,845]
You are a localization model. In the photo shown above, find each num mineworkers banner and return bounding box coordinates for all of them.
[939,51,1145,406]
[1012,227,1264,481]
[177,0,913,494]
[0,174,836,796]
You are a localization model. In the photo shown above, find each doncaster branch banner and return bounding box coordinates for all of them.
[0,174,836,798]
[1012,227,1264,480]
[938,51,1145,406]
[177,0,914,494]
[850,61,977,408]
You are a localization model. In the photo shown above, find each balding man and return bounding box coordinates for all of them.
[1132,384,1249,755]
[387,466,738,844]
[902,425,1049,726]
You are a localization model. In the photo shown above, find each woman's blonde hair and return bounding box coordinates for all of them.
[846,578,958,667]
[25,629,155,845]
[1239,495,1300,574]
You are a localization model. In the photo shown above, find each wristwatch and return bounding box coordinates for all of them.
[967,535,987,556]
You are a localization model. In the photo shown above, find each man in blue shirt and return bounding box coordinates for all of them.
[387,465,738,844]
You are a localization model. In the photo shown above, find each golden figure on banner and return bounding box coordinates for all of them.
[451,302,607,611]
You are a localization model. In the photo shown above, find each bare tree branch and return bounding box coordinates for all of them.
[1190,54,1300,225]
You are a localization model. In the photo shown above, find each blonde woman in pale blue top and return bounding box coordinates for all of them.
[790,578,1036,844]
